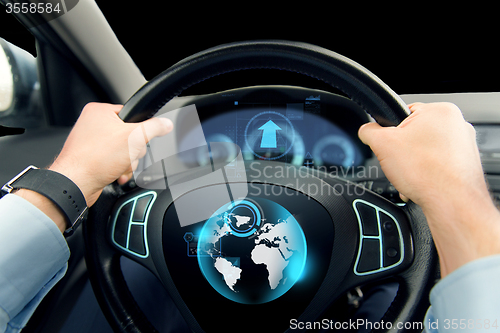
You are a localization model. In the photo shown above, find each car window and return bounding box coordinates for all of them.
[0,43,14,112]
[0,38,44,131]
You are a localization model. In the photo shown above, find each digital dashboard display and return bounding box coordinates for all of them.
[179,94,365,169]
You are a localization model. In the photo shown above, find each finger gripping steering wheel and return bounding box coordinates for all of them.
[83,40,439,333]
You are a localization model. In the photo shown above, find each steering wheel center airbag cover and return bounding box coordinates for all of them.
[162,181,337,332]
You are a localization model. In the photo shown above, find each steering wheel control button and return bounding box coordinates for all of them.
[356,239,381,273]
[128,225,146,255]
[353,199,404,275]
[113,202,133,248]
[354,201,379,236]
[380,212,402,267]
[111,191,157,258]
[132,194,153,222]
[386,247,398,258]
[383,220,395,232]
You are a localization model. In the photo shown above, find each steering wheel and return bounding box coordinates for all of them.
[83,40,439,332]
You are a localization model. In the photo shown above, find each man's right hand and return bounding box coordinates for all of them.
[358,102,500,277]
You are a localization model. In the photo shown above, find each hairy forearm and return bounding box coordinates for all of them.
[423,187,500,278]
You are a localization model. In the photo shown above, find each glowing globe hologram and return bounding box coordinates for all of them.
[197,198,307,304]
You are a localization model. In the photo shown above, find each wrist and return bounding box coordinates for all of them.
[48,159,95,206]
[14,189,67,233]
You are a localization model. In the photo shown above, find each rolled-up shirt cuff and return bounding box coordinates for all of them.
[424,254,500,332]
[0,194,70,332]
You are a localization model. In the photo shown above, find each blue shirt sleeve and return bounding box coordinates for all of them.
[424,254,500,332]
[0,194,70,333]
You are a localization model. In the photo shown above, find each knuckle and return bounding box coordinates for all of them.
[81,102,99,115]
[441,102,462,115]
[466,122,476,134]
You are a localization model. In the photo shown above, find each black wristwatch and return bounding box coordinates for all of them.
[1,165,88,237]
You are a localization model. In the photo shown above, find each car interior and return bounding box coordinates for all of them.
[1,2,499,333]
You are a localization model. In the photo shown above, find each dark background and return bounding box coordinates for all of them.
[0,2,498,95]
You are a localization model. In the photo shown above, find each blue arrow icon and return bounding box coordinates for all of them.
[259,120,282,148]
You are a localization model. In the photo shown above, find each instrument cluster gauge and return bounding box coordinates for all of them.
[312,134,357,168]
[196,134,238,166]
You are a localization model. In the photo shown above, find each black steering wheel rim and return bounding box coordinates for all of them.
[83,40,439,333]
[118,40,409,126]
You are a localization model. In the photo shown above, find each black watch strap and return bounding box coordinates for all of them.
[1,165,88,237]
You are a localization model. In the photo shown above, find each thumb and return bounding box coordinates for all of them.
[127,117,173,161]
[358,122,384,146]
[141,117,174,142]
